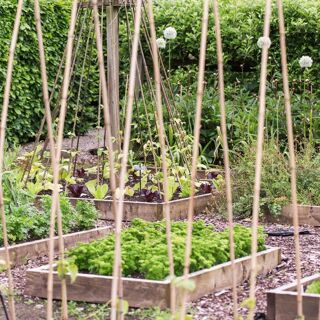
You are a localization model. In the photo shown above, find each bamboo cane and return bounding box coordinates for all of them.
[0,0,25,318]
[108,0,143,319]
[248,0,272,319]
[179,0,209,318]
[91,1,120,317]
[91,1,118,210]
[47,1,79,319]
[147,0,176,314]
[33,1,63,318]
[276,0,303,317]
[212,0,238,318]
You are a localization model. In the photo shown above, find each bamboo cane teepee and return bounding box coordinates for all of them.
[0,0,304,319]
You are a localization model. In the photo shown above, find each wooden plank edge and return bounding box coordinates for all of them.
[25,247,281,308]
[267,273,320,294]
[0,226,111,267]
[67,192,215,206]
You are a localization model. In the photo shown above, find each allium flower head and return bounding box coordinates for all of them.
[299,56,313,68]
[133,164,147,172]
[163,27,177,40]
[156,37,166,49]
[257,37,271,49]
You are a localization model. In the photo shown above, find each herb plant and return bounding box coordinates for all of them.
[306,280,320,295]
[67,219,266,280]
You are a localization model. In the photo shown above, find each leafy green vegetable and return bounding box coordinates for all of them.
[85,180,109,200]
[68,219,266,280]
[0,196,99,246]
[306,280,320,295]
[57,259,78,284]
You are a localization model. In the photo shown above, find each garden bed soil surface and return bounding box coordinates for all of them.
[0,214,319,319]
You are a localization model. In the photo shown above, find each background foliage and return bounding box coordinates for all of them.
[0,0,70,144]
[0,0,319,150]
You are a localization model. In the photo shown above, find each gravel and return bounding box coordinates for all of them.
[191,214,320,319]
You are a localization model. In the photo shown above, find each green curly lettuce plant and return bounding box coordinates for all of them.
[67,218,266,280]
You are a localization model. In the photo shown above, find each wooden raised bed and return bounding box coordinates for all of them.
[0,227,111,267]
[68,193,215,221]
[281,205,320,226]
[267,274,320,320]
[25,247,281,308]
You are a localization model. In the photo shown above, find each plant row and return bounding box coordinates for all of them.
[1,195,98,246]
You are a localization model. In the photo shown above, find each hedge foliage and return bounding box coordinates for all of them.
[154,0,320,82]
[0,0,71,144]
[0,0,319,143]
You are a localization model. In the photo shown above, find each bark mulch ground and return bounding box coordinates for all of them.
[0,213,319,319]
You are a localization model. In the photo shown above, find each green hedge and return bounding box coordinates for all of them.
[154,0,320,83]
[0,0,319,144]
[0,0,71,144]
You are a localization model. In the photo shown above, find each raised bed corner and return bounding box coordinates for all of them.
[267,274,320,320]
[68,193,215,221]
[281,205,320,226]
[25,247,281,308]
[0,227,111,267]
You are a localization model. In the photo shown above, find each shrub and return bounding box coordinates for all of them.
[0,0,70,144]
[214,141,320,218]
[1,0,319,146]
[153,0,320,84]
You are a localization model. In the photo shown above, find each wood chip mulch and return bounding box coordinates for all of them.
[0,214,319,319]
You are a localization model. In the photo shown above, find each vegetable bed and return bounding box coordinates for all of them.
[0,196,106,267]
[68,193,214,221]
[267,274,320,320]
[25,220,281,308]
[67,219,266,280]
[0,195,99,245]
[1,195,99,247]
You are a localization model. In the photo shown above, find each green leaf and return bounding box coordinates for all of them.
[124,187,134,197]
[306,280,320,294]
[57,260,67,280]
[241,298,256,311]
[68,262,78,284]
[96,184,108,200]
[173,278,196,292]
[85,179,98,197]
[26,181,43,195]
[116,299,129,315]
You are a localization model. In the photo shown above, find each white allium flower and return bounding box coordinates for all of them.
[163,27,177,40]
[299,56,313,68]
[156,37,166,49]
[133,164,147,172]
[257,37,271,49]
